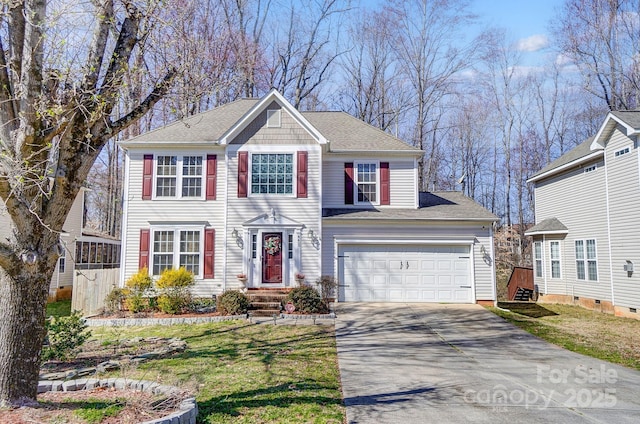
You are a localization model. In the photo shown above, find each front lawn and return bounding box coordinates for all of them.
[91,321,344,423]
[490,303,640,370]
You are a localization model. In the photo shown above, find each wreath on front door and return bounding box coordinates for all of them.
[264,236,281,255]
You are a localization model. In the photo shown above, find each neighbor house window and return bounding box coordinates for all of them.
[251,153,293,195]
[151,228,202,276]
[550,241,561,278]
[58,247,66,273]
[576,239,598,281]
[584,165,597,173]
[355,162,378,203]
[155,155,203,198]
[534,241,543,278]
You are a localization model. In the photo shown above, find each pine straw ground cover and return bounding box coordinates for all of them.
[490,303,640,370]
[90,321,344,423]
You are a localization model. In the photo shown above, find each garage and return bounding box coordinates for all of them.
[338,244,473,303]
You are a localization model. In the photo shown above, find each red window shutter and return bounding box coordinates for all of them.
[206,154,217,200]
[344,163,354,205]
[204,228,215,279]
[139,229,150,270]
[142,154,153,200]
[380,162,390,205]
[238,151,248,198]
[297,151,308,198]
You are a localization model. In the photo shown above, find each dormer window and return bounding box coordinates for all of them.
[266,109,281,128]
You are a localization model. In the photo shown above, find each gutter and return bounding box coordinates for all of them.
[527,150,604,183]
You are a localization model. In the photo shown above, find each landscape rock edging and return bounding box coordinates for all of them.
[37,378,197,424]
[85,314,247,327]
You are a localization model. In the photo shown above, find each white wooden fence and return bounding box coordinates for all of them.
[72,268,120,316]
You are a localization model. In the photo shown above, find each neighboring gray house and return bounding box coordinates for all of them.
[527,111,640,318]
[119,89,499,304]
[0,188,121,301]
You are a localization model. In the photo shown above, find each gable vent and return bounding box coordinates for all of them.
[267,109,281,128]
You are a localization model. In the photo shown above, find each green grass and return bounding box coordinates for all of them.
[489,303,640,370]
[46,299,71,317]
[91,321,344,423]
[72,398,125,423]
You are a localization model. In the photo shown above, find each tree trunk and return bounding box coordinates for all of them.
[0,264,52,405]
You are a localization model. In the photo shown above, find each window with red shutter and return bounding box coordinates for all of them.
[204,228,215,278]
[206,154,217,200]
[238,151,248,197]
[139,229,150,270]
[380,162,390,205]
[344,163,354,205]
[142,155,153,200]
[297,151,308,198]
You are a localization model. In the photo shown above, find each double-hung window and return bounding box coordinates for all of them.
[550,241,561,279]
[152,228,202,276]
[355,162,378,204]
[251,153,293,195]
[575,239,598,281]
[534,241,543,278]
[155,155,203,198]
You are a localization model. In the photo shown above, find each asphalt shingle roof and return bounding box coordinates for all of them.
[525,217,568,235]
[303,111,420,152]
[611,110,640,129]
[529,137,596,180]
[124,98,420,152]
[323,191,498,221]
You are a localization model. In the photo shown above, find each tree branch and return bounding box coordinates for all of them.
[108,68,177,136]
[80,0,114,94]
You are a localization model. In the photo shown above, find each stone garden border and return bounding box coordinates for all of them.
[37,378,197,424]
[85,314,247,327]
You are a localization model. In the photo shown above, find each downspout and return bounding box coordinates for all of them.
[222,147,230,292]
[604,145,615,306]
[543,234,548,295]
[489,225,497,305]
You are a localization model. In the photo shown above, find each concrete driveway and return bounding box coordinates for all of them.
[335,303,640,424]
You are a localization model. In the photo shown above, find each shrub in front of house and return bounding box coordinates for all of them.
[104,287,127,314]
[124,267,154,313]
[42,311,92,361]
[287,285,325,313]
[156,267,195,314]
[217,291,249,315]
[316,275,338,305]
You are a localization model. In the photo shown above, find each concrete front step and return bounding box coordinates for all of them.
[249,309,282,317]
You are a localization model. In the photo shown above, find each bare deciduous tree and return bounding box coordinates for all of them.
[552,0,640,110]
[0,1,175,405]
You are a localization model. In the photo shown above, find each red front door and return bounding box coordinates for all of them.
[262,232,283,283]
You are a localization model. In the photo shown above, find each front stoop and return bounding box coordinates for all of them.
[247,290,289,317]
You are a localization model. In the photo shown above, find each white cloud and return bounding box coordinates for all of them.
[515,34,549,52]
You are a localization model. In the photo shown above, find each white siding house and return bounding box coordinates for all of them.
[119,89,498,304]
[527,111,640,318]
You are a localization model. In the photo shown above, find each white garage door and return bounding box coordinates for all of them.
[339,245,472,303]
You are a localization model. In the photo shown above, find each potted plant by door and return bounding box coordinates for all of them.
[294,272,305,285]
[237,273,247,290]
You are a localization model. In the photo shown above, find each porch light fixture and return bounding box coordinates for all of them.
[231,228,243,248]
[308,229,315,240]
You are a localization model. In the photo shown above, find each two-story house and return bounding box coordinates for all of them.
[118,89,498,304]
[526,111,640,318]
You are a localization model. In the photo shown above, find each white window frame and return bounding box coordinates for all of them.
[615,146,630,157]
[354,161,380,205]
[584,164,597,173]
[266,109,281,128]
[575,239,598,281]
[150,225,204,278]
[249,152,296,197]
[153,155,205,200]
[534,241,543,278]
[550,241,561,279]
